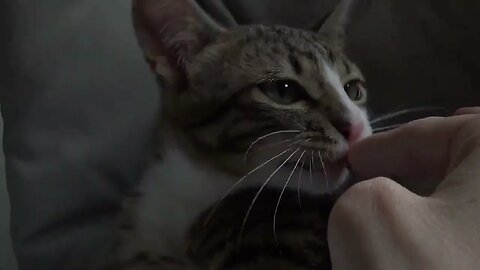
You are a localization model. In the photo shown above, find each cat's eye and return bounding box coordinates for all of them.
[257,80,305,105]
[344,80,365,101]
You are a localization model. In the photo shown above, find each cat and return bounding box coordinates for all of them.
[107,0,372,269]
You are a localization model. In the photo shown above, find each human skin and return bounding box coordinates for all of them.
[328,107,480,270]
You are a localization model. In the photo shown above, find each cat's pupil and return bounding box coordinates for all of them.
[278,83,290,97]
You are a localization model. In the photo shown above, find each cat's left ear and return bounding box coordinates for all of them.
[312,0,356,47]
[132,0,231,82]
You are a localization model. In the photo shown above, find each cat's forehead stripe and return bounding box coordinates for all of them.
[242,26,328,54]
[342,60,351,74]
[288,54,303,75]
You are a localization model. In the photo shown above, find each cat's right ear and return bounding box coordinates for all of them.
[132,0,227,81]
[312,0,356,47]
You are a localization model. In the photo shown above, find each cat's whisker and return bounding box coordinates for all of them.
[297,159,306,211]
[370,107,445,126]
[203,147,294,228]
[256,137,308,156]
[244,130,301,161]
[373,124,403,133]
[293,120,307,131]
[274,150,305,246]
[310,150,315,186]
[255,138,295,151]
[297,139,311,210]
[284,139,305,150]
[239,149,300,244]
[309,155,313,187]
[318,151,329,193]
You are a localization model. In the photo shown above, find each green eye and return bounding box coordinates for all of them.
[258,80,305,105]
[344,80,365,101]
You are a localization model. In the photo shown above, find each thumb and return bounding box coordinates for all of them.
[348,115,480,195]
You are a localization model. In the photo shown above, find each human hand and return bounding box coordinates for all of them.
[328,107,480,270]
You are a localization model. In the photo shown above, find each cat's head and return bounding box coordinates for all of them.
[133,0,371,188]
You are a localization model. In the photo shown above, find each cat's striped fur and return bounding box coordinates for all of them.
[106,0,372,269]
[186,188,335,269]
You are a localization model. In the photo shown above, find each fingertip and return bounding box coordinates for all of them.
[347,132,378,160]
[346,138,366,174]
[347,131,393,176]
[346,140,360,164]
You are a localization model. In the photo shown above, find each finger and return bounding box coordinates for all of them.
[454,107,480,115]
[349,115,480,187]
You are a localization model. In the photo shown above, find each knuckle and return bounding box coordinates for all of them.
[348,176,399,204]
[329,178,423,248]
[330,177,402,228]
[367,178,403,212]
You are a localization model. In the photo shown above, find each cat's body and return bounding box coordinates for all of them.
[111,141,334,269]
[108,0,372,269]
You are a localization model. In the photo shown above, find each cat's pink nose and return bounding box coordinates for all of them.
[348,123,364,145]
[332,119,365,144]
[332,119,352,140]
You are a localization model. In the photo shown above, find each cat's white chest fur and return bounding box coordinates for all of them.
[129,146,234,259]
[123,144,341,261]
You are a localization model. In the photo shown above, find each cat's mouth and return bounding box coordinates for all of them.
[280,134,348,178]
[282,147,347,178]
[281,156,348,193]
[294,133,348,161]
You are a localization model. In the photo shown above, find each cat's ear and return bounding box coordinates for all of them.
[312,0,356,47]
[132,0,228,79]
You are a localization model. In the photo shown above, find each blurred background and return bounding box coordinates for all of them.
[0,113,18,270]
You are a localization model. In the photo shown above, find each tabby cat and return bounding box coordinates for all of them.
[108,0,372,269]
